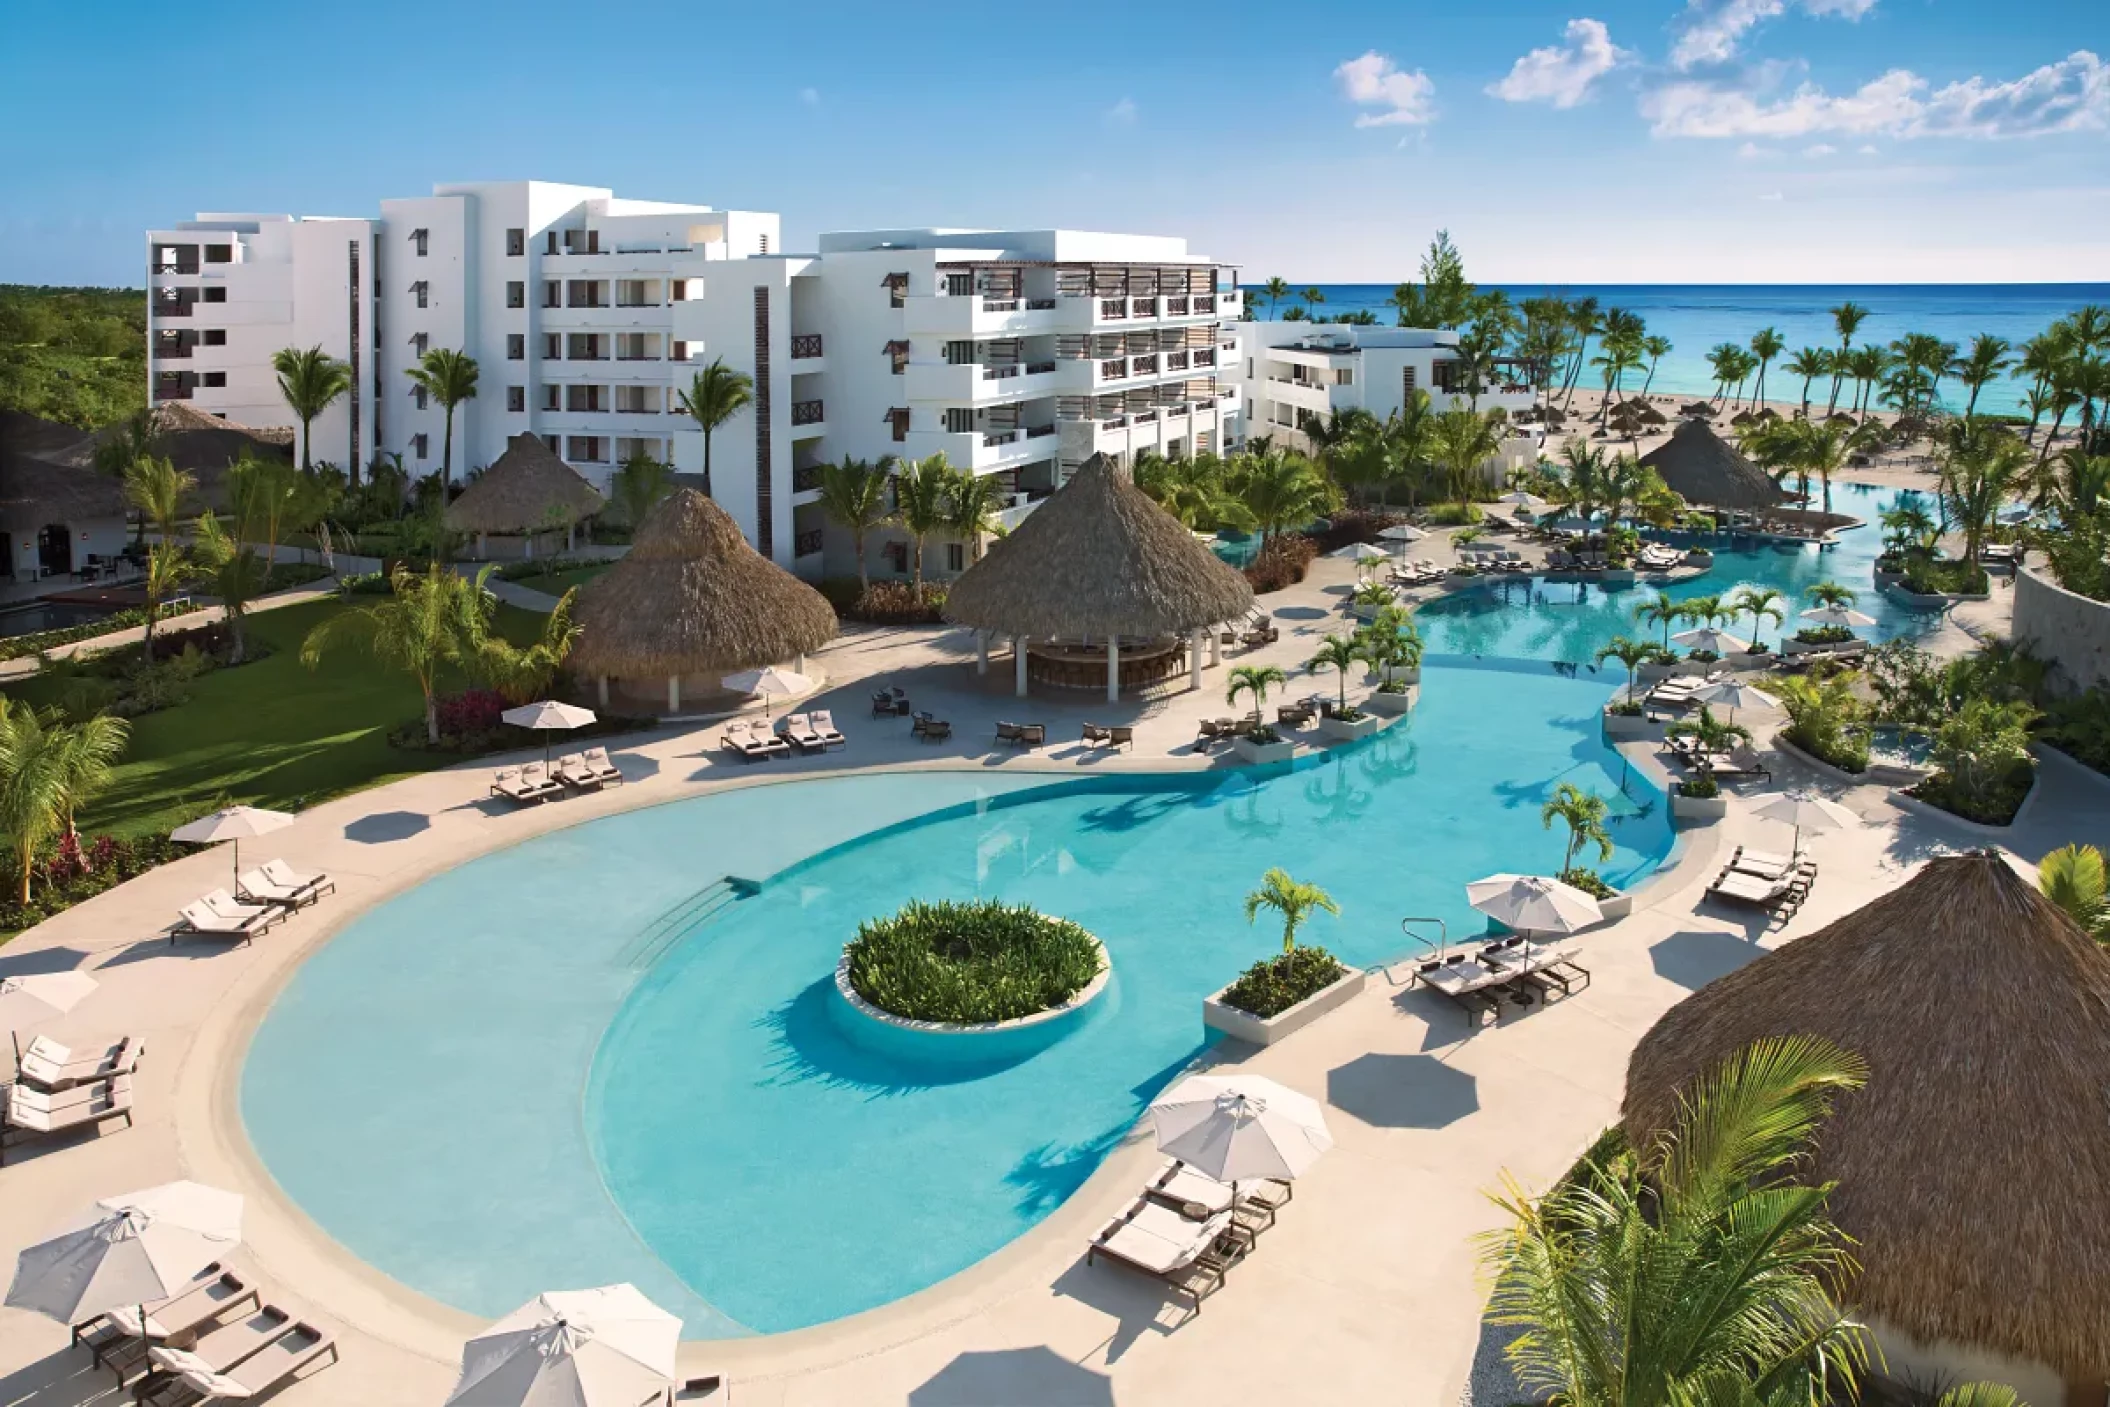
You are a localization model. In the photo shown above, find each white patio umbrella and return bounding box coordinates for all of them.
[1799,603,1878,629]
[1465,873,1603,942]
[1498,491,1543,509]
[1671,626,1746,657]
[7,1181,242,1328]
[501,700,598,768]
[1692,679,1778,725]
[445,1283,680,1407]
[1377,523,1426,558]
[1,972,98,1071]
[1148,1075,1333,1184]
[1750,792,1859,852]
[721,665,812,717]
[169,806,294,887]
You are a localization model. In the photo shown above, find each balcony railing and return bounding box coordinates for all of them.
[792,464,823,493]
[1196,296,1217,314]
[153,262,201,276]
[1167,297,1190,315]
[614,405,660,414]
[983,299,1020,312]
[1025,424,1057,439]
[154,342,192,360]
[794,529,824,558]
[1100,299,1127,319]
[616,351,659,361]
[1026,298,1057,311]
[1100,358,1128,380]
[153,300,192,318]
[1193,349,1216,368]
[153,385,191,402]
[791,399,825,426]
[790,333,824,359]
[614,296,659,308]
[1166,350,1189,371]
[982,364,1020,381]
[983,430,1019,447]
[1132,410,1158,424]
[1131,298,1159,318]
[1132,355,1159,376]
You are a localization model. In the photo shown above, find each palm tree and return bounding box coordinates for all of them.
[1299,287,1326,322]
[1483,1036,1871,1407]
[1305,634,1364,713]
[1784,348,1829,418]
[1634,591,1683,650]
[815,455,893,592]
[1748,326,1785,409]
[1243,867,1339,954]
[1939,424,2031,566]
[2039,843,2110,942]
[271,346,352,474]
[1638,334,1672,398]
[1225,663,1287,717]
[890,453,954,588]
[1667,702,1752,756]
[1958,334,2013,421]
[1806,580,1856,610]
[1430,407,1506,503]
[944,468,1009,565]
[189,512,267,663]
[0,700,69,904]
[1826,300,1870,413]
[1559,298,1603,413]
[1846,345,1888,419]
[675,357,754,498]
[1705,343,1743,404]
[1880,502,1936,556]
[48,711,128,848]
[471,586,582,705]
[1260,277,1290,318]
[608,452,676,530]
[403,348,480,489]
[122,456,197,650]
[1727,585,1786,650]
[1594,635,1654,703]
[1679,592,1727,630]
[1541,781,1613,875]
[301,563,491,745]
[1235,449,1335,543]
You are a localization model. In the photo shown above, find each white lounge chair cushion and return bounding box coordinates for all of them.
[1157,1163,1234,1215]
[24,1035,70,1065]
[149,1345,215,1375]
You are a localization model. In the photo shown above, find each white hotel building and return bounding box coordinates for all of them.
[148,181,1240,577]
[1234,323,1538,453]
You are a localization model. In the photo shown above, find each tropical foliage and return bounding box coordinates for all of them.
[675,357,754,498]
[301,563,506,745]
[844,898,1102,1024]
[0,699,131,904]
[272,345,353,474]
[2039,843,2110,942]
[1776,669,1869,773]
[1242,866,1340,954]
[1542,782,1613,875]
[403,348,480,488]
[0,285,146,426]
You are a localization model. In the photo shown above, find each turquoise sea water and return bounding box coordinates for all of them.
[1247,282,2108,419]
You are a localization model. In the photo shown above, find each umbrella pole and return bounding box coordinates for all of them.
[232,838,240,890]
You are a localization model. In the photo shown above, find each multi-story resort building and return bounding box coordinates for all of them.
[146,182,1240,577]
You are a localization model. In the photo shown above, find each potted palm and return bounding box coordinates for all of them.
[1632,593,1685,683]
[1347,578,1396,622]
[1308,634,1383,741]
[1596,635,1659,739]
[1226,665,1294,764]
[1202,867,1365,1045]
[1360,610,1423,716]
[1541,782,1630,919]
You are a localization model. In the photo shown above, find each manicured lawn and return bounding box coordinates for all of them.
[2,597,550,841]
[506,563,609,598]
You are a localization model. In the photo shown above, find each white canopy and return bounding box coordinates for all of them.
[721,666,811,698]
[1149,1075,1333,1184]
[445,1284,681,1407]
[1692,680,1779,719]
[1799,603,1878,629]
[1377,524,1427,543]
[1751,792,1858,848]
[6,1182,242,1324]
[1670,626,1746,655]
[0,972,98,1029]
[170,806,295,885]
[500,701,598,731]
[1465,873,1604,936]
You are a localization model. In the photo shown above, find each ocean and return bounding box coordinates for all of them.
[1239,284,2109,418]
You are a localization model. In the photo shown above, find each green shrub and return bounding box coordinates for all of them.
[262,562,333,592]
[1792,623,1856,646]
[1217,945,1347,1018]
[845,581,947,624]
[0,609,150,662]
[1243,534,1318,594]
[1557,867,1617,899]
[1900,556,1989,597]
[1676,771,1720,799]
[845,898,1103,1024]
[1425,501,1482,526]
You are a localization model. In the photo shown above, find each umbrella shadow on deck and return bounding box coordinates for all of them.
[0,945,95,980]
[1326,1052,1479,1129]
[1649,928,1767,991]
[909,1347,1114,1407]
[0,1347,126,1407]
[342,810,432,844]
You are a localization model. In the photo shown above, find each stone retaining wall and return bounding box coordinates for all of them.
[2012,562,2110,694]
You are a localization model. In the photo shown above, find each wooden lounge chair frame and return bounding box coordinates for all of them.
[1085,1205,1237,1315]
[17,1035,142,1093]
[78,1266,259,1383]
[0,1077,133,1165]
[260,859,334,903]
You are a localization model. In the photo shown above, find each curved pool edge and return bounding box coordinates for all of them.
[187,677,1693,1377]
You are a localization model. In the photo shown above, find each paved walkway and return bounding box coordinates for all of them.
[1,493,2090,1407]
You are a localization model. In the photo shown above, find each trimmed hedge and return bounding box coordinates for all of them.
[845,898,1102,1024]
[1217,945,1347,1018]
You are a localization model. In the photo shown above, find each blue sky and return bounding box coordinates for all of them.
[2,0,2104,286]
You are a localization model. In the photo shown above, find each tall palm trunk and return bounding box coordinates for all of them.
[441,404,456,487]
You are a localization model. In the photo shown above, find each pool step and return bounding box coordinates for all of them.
[622,875,760,969]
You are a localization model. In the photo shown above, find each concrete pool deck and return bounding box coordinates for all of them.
[1,524,2087,1407]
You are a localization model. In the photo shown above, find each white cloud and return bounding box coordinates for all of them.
[1758,190,1786,201]
[1804,142,1837,155]
[1488,18,1631,108]
[1104,96,1137,125]
[1857,143,1881,155]
[1736,141,1773,159]
[1645,50,2110,139]
[1669,0,1878,71]
[798,87,820,106]
[1335,51,1437,127]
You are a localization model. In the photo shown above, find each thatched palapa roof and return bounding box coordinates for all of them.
[1623,852,2110,1382]
[1639,420,1790,512]
[445,435,606,534]
[0,413,126,533]
[567,488,835,679]
[942,453,1254,639]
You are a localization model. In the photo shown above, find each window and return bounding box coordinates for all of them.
[506,334,524,361]
[758,232,769,254]
[201,371,226,388]
[1247,359,1254,379]
[412,332,430,357]
[412,281,429,309]
[507,386,525,412]
[414,385,429,410]
[1401,365,1417,397]
[885,273,908,309]
[1335,367,1354,386]
[671,340,688,362]
[506,228,525,257]
[542,385,560,411]
[946,543,965,572]
[943,340,973,366]
[565,435,606,463]
[945,273,973,297]
[414,433,429,460]
[411,228,428,257]
[203,329,225,346]
[203,287,226,303]
[542,333,561,360]
[506,281,525,309]
[888,408,909,442]
[944,407,974,434]
[884,542,908,573]
[204,244,232,263]
[546,230,559,255]
[543,280,560,309]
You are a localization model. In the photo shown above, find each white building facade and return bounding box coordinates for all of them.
[148,185,1237,577]
[1235,323,1536,438]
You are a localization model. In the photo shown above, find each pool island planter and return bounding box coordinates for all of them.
[1602,707,1660,741]
[1365,687,1416,717]
[1318,712,1384,743]
[1670,791,1729,821]
[1202,965,1367,1047]
[831,940,1111,1065]
[1231,734,1297,765]
[1886,768,2041,836]
[1772,731,1872,787]
[1592,890,1634,922]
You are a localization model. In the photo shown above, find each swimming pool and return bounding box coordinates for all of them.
[242,664,1674,1337]
[1416,482,1944,665]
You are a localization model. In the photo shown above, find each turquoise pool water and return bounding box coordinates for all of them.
[1417,482,1944,666]
[242,665,1673,1336]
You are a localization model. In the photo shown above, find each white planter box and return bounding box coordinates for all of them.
[1671,791,1729,821]
[1318,713,1383,742]
[1602,708,1659,740]
[1782,636,1853,657]
[1366,688,1415,716]
[1376,663,1421,686]
[1636,661,1681,685]
[1595,891,1633,921]
[1599,568,1637,586]
[1203,965,1367,1047]
[1231,734,1296,765]
[1685,549,1715,565]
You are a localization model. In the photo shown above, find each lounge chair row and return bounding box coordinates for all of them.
[1644,672,1728,711]
[995,721,1046,748]
[720,713,846,763]
[1459,547,1532,573]
[72,1261,338,1402]
[1086,1159,1292,1314]
[173,861,334,945]
[1,1074,133,1166]
[1668,734,1772,780]
[1707,846,1815,917]
[1388,560,1447,587]
[492,748,625,802]
[1415,937,1592,1026]
[1080,722,1133,750]
[12,1033,141,1092]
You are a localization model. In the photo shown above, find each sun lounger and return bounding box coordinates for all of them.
[18,1035,141,1092]
[173,888,282,944]
[1416,956,1525,1025]
[719,721,789,763]
[1708,869,1806,913]
[236,869,313,910]
[1147,1161,1281,1236]
[808,710,847,749]
[576,747,625,785]
[140,1314,336,1407]
[550,752,604,791]
[490,765,561,804]
[996,721,1023,745]
[781,714,826,753]
[1729,845,1812,882]
[1709,744,1771,780]
[1087,1201,1237,1314]
[201,888,282,929]
[258,859,333,903]
[0,1076,133,1164]
[78,1266,257,1382]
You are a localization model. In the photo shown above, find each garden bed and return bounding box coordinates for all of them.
[1204,955,1364,1046]
[842,898,1105,1026]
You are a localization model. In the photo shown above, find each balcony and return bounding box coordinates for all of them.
[789,399,826,438]
[152,261,201,277]
[794,529,825,558]
[902,293,1063,338]
[790,334,823,360]
[904,360,1061,404]
[902,429,1050,473]
[791,463,823,494]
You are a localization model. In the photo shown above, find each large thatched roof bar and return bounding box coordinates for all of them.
[444,434,607,550]
[1637,419,1790,513]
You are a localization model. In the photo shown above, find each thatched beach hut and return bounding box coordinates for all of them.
[1639,420,1790,514]
[567,488,836,712]
[445,435,607,559]
[943,453,1254,701]
[1623,852,2110,1406]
